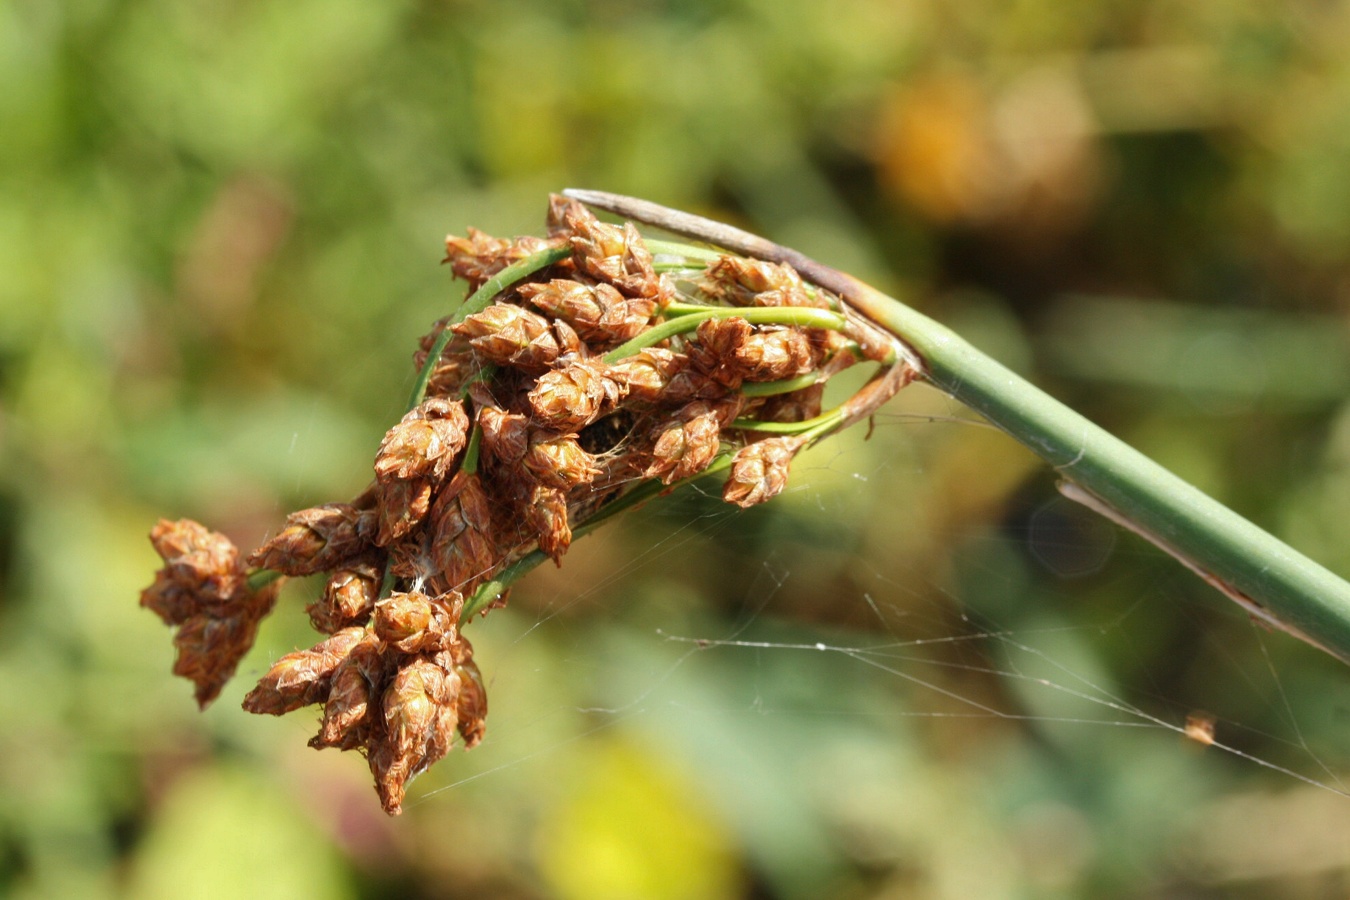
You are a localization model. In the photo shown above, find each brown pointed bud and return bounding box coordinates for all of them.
[308,562,381,633]
[374,478,433,547]
[528,358,627,432]
[171,576,281,709]
[565,208,659,298]
[443,229,553,290]
[141,519,244,622]
[723,436,808,508]
[477,406,531,466]
[313,634,384,751]
[454,655,488,748]
[429,472,499,595]
[249,504,367,576]
[373,591,462,655]
[525,484,571,562]
[242,626,367,715]
[452,303,560,372]
[374,398,470,483]
[645,400,730,484]
[372,657,461,815]
[523,432,601,490]
[702,255,807,305]
[518,279,653,344]
[688,316,752,389]
[607,349,691,403]
[733,326,816,382]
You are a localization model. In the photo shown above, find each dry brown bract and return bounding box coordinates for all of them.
[139,194,911,814]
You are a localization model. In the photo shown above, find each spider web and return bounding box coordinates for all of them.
[360,381,1350,893]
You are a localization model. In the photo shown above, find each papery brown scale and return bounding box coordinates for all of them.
[308,562,381,633]
[546,194,588,237]
[732,326,816,382]
[374,478,433,547]
[522,432,601,490]
[249,504,367,576]
[525,484,572,563]
[528,359,627,432]
[242,626,366,715]
[722,435,808,509]
[372,657,461,815]
[452,304,560,372]
[374,399,470,483]
[313,635,384,751]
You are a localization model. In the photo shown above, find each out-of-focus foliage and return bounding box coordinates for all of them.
[7,0,1350,897]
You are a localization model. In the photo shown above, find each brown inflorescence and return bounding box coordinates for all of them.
[138,194,911,814]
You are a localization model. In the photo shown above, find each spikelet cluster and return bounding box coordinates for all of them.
[138,195,910,814]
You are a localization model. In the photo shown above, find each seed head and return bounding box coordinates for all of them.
[372,656,461,815]
[522,432,601,490]
[443,229,554,290]
[525,484,572,563]
[308,562,381,633]
[313,633,384,751]
[722,436,808,508]
[518,278,653,345]
[374,398,470,483]
[373,591,462,655]
[249,504,368,576]
[428,471,499,595]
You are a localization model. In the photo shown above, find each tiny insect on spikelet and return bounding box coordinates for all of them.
[138,195,915,814]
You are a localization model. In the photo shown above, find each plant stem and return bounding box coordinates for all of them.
[603,305,847,364]
[564,188,1350,664]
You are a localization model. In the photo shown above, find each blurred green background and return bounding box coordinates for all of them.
[7,0,1350,897]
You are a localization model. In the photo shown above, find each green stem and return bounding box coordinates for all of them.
[603,306,847,364]
[740,371,824,398]
[564,188,1350,664]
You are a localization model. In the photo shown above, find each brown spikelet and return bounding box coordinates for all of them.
[452,304,561,372]
[477,406,531,466]
[171,576,281,708]
[142,519,244,622]
[702,255,806,305]
[249,504,367,576]
[242,626,367,715]
[525,484,572,562]
[313,634,384,751]
[733,326,816,382]
[528,358,627,432]
[564,207,659,299]
[755,383,825,423]
[722,436,808,508]
[372,656,461,815]
[522,432,601,490]
[374,398,470,483]
[428,472,499,595]
[688,316,752,389]
[308,562,381,633]
[645,400,727,484]
[519,279,653,344]
[607,349,691,403]
[443,229,552,290]
[454,653,488,748]
[373,591,462,655]
[374,478,434,547]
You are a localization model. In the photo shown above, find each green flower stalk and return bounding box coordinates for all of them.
[562,189,1350,665]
